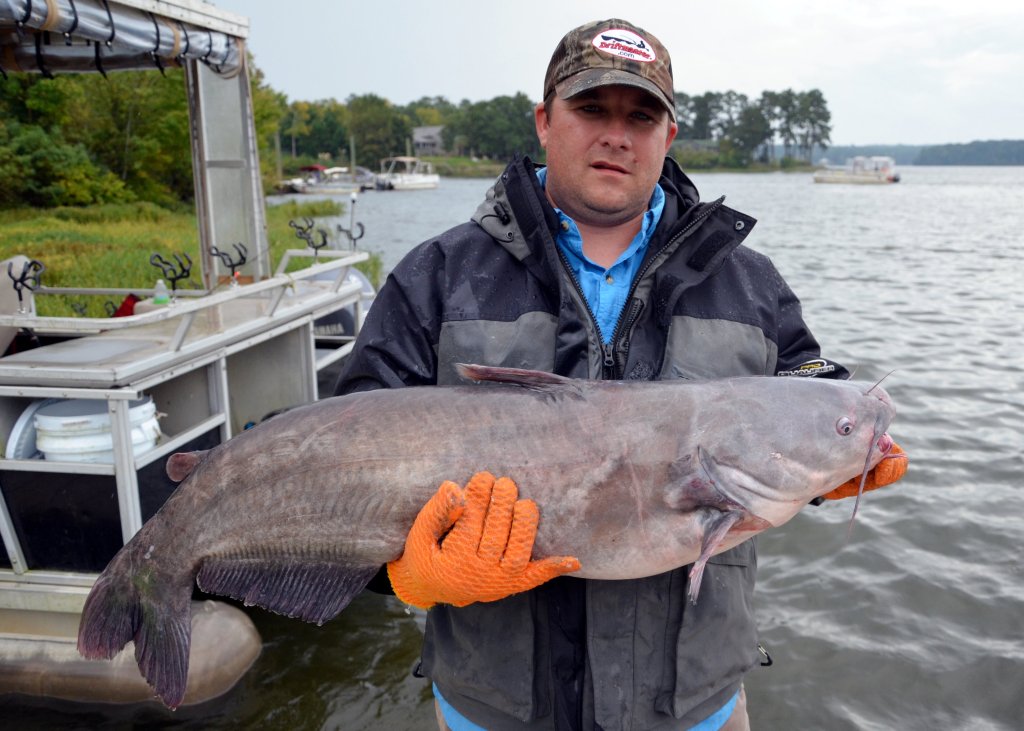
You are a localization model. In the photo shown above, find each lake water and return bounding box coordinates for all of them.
[5,167,1022,729]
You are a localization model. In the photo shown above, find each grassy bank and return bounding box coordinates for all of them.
[0,200,382,317]
[422,156,506,178]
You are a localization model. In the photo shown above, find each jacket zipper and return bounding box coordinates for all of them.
[604,197,727,379]
[555,247,610,366]
[556,197,726,380]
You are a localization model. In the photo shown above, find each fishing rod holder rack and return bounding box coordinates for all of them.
[6,259,45,314]
[149,252,194,292]
[289,218,329,260]
[209,243,248,285]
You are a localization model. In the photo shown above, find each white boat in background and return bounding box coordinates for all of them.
[813,155,901,184]
[286,165,375,194]
[375,156,441,190]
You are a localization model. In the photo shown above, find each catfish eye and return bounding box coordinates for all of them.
[836,417,855,435]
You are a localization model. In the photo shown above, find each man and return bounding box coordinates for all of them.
[336,18,904,731]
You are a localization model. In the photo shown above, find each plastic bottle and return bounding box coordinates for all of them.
[153,279,170,305]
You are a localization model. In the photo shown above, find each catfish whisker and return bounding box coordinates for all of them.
[865,370,897,396]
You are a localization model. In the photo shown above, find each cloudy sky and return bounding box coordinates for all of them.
[216,0,1023,146]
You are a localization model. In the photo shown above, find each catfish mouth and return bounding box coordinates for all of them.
[847,428,896,529]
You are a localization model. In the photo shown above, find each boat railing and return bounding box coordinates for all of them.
[0,249,367,347]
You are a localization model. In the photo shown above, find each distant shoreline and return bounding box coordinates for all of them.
[820,139,1024,166]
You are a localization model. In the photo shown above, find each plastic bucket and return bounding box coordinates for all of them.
[34,398,160,463]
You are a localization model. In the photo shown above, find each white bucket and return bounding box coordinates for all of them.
[34,398,160,463]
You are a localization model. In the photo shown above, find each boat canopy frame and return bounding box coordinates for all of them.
[0,0,244,76]
[1,0,269,285]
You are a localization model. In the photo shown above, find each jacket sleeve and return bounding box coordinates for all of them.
[333,242,445,396]
[772,266,850,380]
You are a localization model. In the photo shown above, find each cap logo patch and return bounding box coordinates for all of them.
[592,29,656,63]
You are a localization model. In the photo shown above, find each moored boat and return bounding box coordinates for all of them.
[375,156,441,190]
[813,155,901,184]
[286,165,375,195]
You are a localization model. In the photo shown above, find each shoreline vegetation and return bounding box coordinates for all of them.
[4,67,1020,213]
[422,155,816,179]
[0,69,841,210]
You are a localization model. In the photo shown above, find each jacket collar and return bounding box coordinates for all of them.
[471,155,752,283]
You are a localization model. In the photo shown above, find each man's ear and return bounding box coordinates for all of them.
[664,120,678,153]
[534,102,550,149]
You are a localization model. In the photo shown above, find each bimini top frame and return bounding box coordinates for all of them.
[0,0,269,286]
[0,0,245,76]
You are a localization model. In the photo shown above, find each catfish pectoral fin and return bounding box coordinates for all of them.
[196,557,380,626]
[166,450,210,482]
[687,510,744,604]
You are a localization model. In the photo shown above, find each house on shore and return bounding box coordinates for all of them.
[413,126,445,156]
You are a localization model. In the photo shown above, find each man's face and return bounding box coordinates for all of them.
[535,85,677,228]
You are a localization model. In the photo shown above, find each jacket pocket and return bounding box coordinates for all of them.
[660,315,777,380]
[421,594,537,722]
[656,540,760,720]
[437,314,557,385]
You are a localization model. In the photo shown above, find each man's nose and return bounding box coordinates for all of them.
[599,116,631,148]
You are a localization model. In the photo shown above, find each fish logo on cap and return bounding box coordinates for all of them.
[592,29,657,63]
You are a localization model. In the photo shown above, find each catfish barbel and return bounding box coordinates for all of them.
[77,365,899,708]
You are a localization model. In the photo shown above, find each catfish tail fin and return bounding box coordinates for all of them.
[78,549,195,708]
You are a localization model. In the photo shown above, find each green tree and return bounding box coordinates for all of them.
[772,88,799,159]
[248,56,289,189]
[710,91,749,140]
[453,93,540,161]
[346,94,411,168]
[690,92,722,140]
[730,105,773,164]
[402,96,458,127]
[3,122,128,207]
[303,99,349,159]
[672,91,695,139]
[796,89,831,161]
[283,101,311,158]
[67,71,193,204]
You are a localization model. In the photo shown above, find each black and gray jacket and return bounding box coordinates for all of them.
[336,155,845,730]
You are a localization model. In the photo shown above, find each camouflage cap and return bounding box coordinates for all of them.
[543,19,675,121]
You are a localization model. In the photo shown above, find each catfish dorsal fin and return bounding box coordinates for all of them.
[455,364,583,396]
[166,450,210,483]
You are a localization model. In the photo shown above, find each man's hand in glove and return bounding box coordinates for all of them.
[820,441,908,501]
[387,472,580,610]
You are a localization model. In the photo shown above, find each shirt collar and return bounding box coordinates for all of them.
[535,167,665,268]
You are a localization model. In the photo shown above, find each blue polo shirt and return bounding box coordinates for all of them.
[536,167,665,344]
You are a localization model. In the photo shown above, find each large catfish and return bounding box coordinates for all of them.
[78,365,898,707]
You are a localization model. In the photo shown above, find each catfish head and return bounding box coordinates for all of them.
[688,377,896,529]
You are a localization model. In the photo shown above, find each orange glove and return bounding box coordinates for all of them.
[821,442,908,500]
[387,472,581,609]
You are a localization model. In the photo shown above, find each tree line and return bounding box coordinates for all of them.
[281,92,542,166]
[673,89,832,167]
[914,140,1024,165]
[1,56,833,209]
[281,88,833,170]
